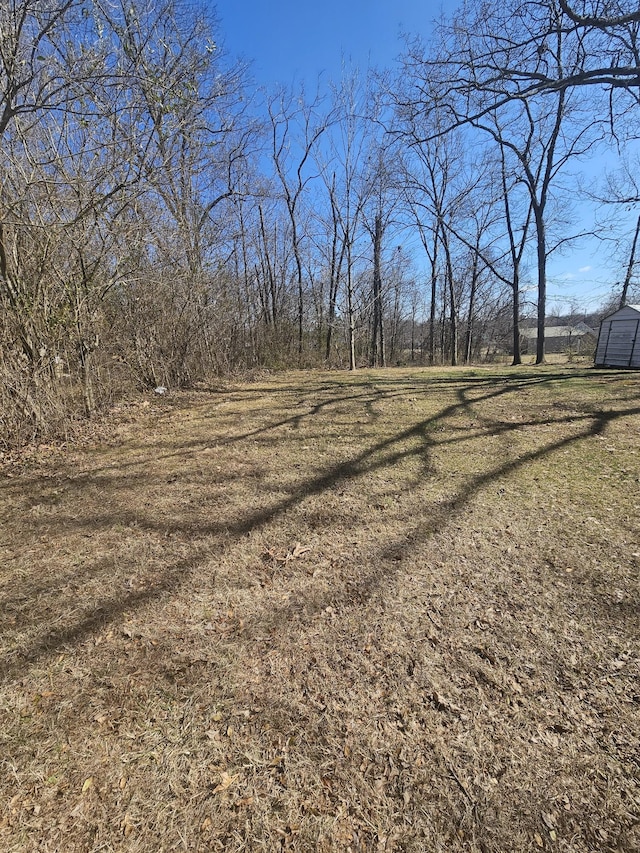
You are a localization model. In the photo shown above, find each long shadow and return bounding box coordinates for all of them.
[0,368,610,494]
[212,397,638,730]
[0,386,400,490]
[0,547,219,681]
[2,379,582,543]
[2,381,635,594]
[3,373,636,547]
[376,405,632,563]
[1,372,637,683]
[0,371,583,493]
[1,399,614,546]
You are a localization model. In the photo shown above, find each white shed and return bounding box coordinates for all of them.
[594,304,640,368]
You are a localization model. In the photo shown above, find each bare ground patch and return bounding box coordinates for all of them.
[1,366,639,852]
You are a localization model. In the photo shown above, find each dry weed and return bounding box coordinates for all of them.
[0,366,638,852]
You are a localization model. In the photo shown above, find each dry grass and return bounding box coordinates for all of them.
[0,365,639,852]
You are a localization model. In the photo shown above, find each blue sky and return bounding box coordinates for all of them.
[214,0,634,314]
[215,0,448,88]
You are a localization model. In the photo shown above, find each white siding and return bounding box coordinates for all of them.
[595,305,640,367]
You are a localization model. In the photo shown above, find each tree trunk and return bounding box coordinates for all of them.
[443,237,457,366]
[370,214,385,367]
[347,244,356,370]
[295,241,304,360]
[512,276,522,365]
[620,213,640,309]
[79,341,96,417]
[464,253,479,364]
[535,208,546,365]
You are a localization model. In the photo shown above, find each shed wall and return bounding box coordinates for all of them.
[595,316,640,367]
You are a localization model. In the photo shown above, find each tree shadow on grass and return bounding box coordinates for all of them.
[0,368,612,491]
[225,402,640,640]
[1,370,638,683]
[2,378,616,542]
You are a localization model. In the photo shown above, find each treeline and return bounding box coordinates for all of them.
[1,0,639,446]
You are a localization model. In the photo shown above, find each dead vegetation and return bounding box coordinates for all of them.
[0,365,639,852]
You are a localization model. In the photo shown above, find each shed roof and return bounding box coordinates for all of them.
[601,304,640,321]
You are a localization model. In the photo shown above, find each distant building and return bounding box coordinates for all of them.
[594,304,640,368]
[520,324,597,355]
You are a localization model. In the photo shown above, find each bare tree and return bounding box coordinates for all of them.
[0,0,252,442]
[312,168,348,363]
[317,71,374,370]
[559,0,640,27]
[619,213,640,306]
[595,154,640,307]
[396,113,480,366]
[267,86,332,361]
[0,0,151,425]
[399,0,640,128]
[106,0,253,385]
[400,0,602,363]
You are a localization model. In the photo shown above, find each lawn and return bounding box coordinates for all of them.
[1,365,638,852]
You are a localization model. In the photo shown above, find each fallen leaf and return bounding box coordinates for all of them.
[213,771,239,793]
[81,778,94,794]
[291,542,311,558]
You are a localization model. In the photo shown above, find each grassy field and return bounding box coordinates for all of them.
[0,365,638,852]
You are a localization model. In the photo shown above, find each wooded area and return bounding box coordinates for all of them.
[1,0,639,447]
